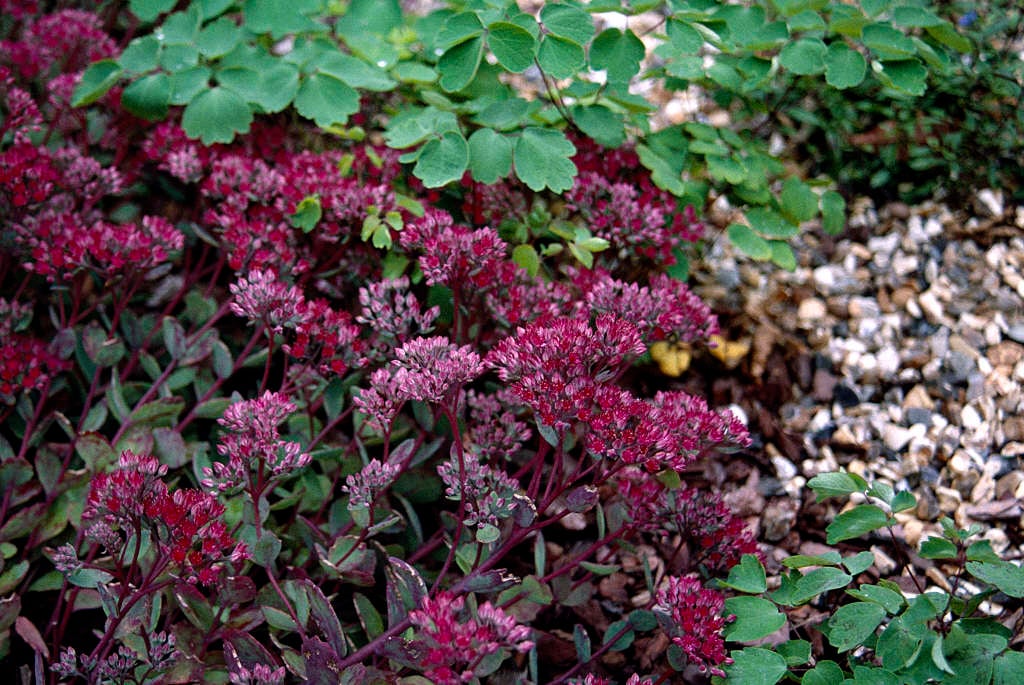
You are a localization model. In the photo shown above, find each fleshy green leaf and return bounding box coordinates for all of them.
[513,127,577,193]
[827,602,886,651]
[540,3,594,44]
[438,36,485,92]
[537,34,585,79]
[294,73,359,128]
[826,504,890,544]
[414,131,469,188]
[589,28,645,84]
[182,86,253,144]
[487,21,537,73]
[467,129,513,184]
[727,223,772,260]
[72,60,123,107]
[779,38,827,75]
[724,596,786,642]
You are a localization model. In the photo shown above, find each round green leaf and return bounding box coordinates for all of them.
[393,62,437,84]
[780,177,818,222]
[467,129,513,184]
[537,34,585,79]
[570,104,625,148]
[779,38,827,75]
[540,3,594,45]
[487,21,537,73]
[770,241,797,271]
[827,602,886,651]
[825,42,867,89]
[724,596,787,642]
[119,36,161,74]
[722,554,768,594]
[71,60,122,107]
[802,661,845,685]
[121,72,172,120]
[182,86,254,144]
[513,127,577,193]
[414,131,469,188]
[667,19,704,54]
[892,6,942,28]
[294,73,359,128]
[725,647,788,685]
[315,52,396,91]
[198,16,242,58]
[876,59,927,96]
[862,23,916,59]
[727,223,772,260]
[438,36,485,93]
[589,28,645,83]
[748,207,799,237]
[826,504,890,544]
[436,12,485,52]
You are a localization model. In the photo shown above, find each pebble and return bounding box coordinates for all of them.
[798,298,828,322]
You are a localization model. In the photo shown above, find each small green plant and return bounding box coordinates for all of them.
[715,471,1023,684]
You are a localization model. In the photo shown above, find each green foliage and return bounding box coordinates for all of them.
[718,472,1024,684]
[70,0,983,264]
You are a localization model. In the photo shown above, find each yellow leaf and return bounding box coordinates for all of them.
[650,340,692,377]
[707,334,751,369]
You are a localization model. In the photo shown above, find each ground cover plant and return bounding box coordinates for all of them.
[1,0,1022,684]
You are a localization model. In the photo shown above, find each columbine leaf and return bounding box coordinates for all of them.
[467,129,513,184]
[821,190,846,235]
[966,560,1024,598]
[589,28,645,84]
[513,127,577,193]
[769,241,797,271]
[537,34,585,79]
[724,647,787,685]
[862,22,917,59]
[414,131,469,188]
[570,104,625,148]
[198,16,242,58]
[182,86,253,144]
[540,3,594,44]
[290,195,322,233]
[487,21,537,73]
[438,36,485,92]
[779,177,818,223]
[121,73,171,121]
[721,554,767,594]
[779,37,827,75]
[72,60,123,107]
[314,51,396,91]
[827,602,886,651]
[876,59,928,96]
[825,42,867,89]
[826,504,890,544]
[294,73,359,128]
[808,471,865,500]
[130,0,176,22]
[727,223,771,260]
[724,596,786,642]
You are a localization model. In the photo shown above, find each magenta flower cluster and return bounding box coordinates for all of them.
[654,575,734,677]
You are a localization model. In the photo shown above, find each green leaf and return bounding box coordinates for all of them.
[198,16,241,58]
[892,7,942,28]
[826,504,890,544]
[436,12,485,51]
[801,660,845,685]
[946,632,1007,685]
[876,59,927,96]
[353,592,384,639]
[925,22,971,53]
[474,97,531,131]
[842,550,875,575]
[994,651,1024,685]
[779,177,818,223]
[570,104,625,148]
[512,244,540,277]
[727,223,771,260]
[783,553,842,569]
[467,129,513,184]
[119,36,161,74]
[748,207,799,237]
[537,34,585,79]
[862,22,917,59]
[667,19,704,53]
[779,38,827,75]
[825,42,867,89]
[393,62,437,84]
[724,647,787,685]
[243,0,323,38]
[290,195,322,233]
[414,131,469,188]
[769,241,797,271]
[790,567,853,605]
[603,619,634,651]
[635,144,686,196]
[130,0,176,22]
[846,584,904,613]
[314,52,396,91]
[590,28,645,83]
[513,127,577,193]
[487,21,537,73]
[891,490,916,513]
[438,36,485,92]
[476,523,500,544]
[966,560,1024,598]
[827,602,885,651]
[294,73,359,128]
[721,554,767,594]
[170,66,211,105]
[808,472,865,500]
[778,639,811,666]
[182,86,253,144]
[540,3,594,44]
[821,191,846,235]
[724,596,786,642]
[121,73,171,121]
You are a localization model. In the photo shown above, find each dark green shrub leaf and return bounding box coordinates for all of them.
[438,36,485,92]
[808,471,866,500]
[827,504,890,544]
[182,86,253,144]
[468,129,513,184]
[724,596,786,641]
[590,28,645,83]
[294,74,358,128]
[537,34,585,79]
[721,554,767,594]
[540,3,594,45]
[724,647,787,685]
[779,38,827,75]
[122,73,171,121]
[876,59,928,96]
[513,127,577,193]
[487,21,537,73]
[414,131,469,187]
[827,601,885,651]
[727,223,771,260]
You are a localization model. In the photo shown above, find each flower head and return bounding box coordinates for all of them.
[654,575,733,677]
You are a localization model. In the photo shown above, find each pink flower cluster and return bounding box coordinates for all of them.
[464,390,531,462]
[401,211,509,290]
[0,299,67,402]
[407,592,533,685]
[343,459,400,510]
[203,392,310,494]
[654,575,733,677]
[437,451,522,530]
[572,674,650,685]
[84,451,247,585]
[1,9,117,81]
[357,276,439,359]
